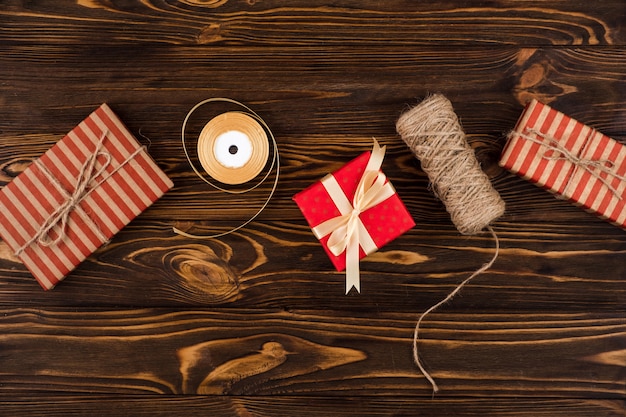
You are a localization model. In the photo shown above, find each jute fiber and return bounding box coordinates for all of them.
[396,94,504,394]
[396,94,504,234]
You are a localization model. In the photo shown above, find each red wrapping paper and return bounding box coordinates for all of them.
[293,146,415,275]
[0,104,174,289]
[500,99,626,229]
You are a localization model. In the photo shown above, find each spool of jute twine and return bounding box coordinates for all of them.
[396,94,505,394]
[174,98,279,239]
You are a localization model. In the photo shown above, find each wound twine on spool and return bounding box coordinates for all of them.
[396,94,505,394]
[174,98,279,239]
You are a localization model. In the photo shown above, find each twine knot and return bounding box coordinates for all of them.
[514,128,626,198]
[15,130,145,255]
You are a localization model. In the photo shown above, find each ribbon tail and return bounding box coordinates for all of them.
[345,263,360,294]
[345,231,360,294]
[366,138,386,173]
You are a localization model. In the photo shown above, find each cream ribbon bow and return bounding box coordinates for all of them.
[312,139,396,294]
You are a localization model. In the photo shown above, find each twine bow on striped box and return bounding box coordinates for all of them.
[0,104,173,290]
[500,99,626,229]
[293,140,415,294]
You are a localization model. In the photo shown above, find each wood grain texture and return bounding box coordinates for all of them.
[0,308,624,397]
[0,220,625,313]
[1,1,623,46]
[0,397,623,417]
[0,0,625,415]
[1,46,625,222]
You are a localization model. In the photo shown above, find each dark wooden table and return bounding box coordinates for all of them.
[1,1,625,416]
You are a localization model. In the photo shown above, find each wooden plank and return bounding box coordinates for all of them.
[1,46,624,137]
[1,1,623,46]
[0,396,623,417]
[0,218,624,310]
[0,308,624,397]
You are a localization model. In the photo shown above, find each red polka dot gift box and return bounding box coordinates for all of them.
[293,140,415,294]
[0,104,173,290]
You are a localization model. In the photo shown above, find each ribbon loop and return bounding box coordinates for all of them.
[312,139,396,294]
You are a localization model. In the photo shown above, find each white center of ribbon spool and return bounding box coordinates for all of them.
[214,130,253,169]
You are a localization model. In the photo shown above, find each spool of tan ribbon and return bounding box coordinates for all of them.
[174,98,279,239]
[197,111,270,185]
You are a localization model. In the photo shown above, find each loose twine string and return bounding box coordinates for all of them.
[396,94,505,394]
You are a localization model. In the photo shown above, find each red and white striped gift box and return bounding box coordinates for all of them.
[0,104,174,290]
[500,99,626,229]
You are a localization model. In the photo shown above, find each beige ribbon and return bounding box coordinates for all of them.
[513,128,626,198]
[16,130,145,255]
[312,139,395,294]
[174,98,280,240]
